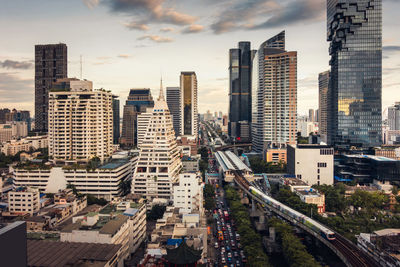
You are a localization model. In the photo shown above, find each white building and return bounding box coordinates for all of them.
[173,173,203,214]
[0,122,28,143]
[1,135,48,156]
[287,144,334,185]
[137,110,152,148]
[8,187,40,215]
[48,79,113,163]
[0,124,12,143]
[132,84,182,201]
[61,201,146,264]
[25,135,48,150]
[13,156,136,200]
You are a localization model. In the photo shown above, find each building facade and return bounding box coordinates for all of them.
[132,87,182,200]
[121,89,154,147]
[287,144,334,185]
[229,42,253,142]
[180,72,198,138]
[319,71,330,142]
[252,31,297,153]
[48,80,113,163]
[35,43,68,132]
[113,96,120,144]
[173,173,203,214]
[166,86,181,136]
[388,102,400,131]
[327,0,382,148]
[8,187,40,215]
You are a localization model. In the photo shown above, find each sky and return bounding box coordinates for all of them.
[0,0,399,117]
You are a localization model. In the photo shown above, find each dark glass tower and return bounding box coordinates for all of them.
[228,42,252,142]
[35,43,67,132]
[112,96,120,144]
[327,0,382,148]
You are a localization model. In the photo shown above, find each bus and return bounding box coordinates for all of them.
[218,231,224,241]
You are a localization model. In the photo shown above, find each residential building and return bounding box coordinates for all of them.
[319,71,329,142]
[48,79,113,163]
[13,156,136,200]
[113,96,120,144]
[131,85,182,200]
[228,42,253,142]
[0,124,12,143]
[294,188,325,213]
[264,148,287,163]
[1,135,48,156]
[173,173,203,214]
[25,135,48,150]
[287,144,334,185]
[327,0,382,148]
[181,156,199,173]
[166,86,181,136]
[180,72,198,138]
[60,201,146,262]
[8,187,40,216]
[252,31,297,153]
[35,43,68,132]
[388,102,400,130]
[1,109,32,132]
[177,135,198,157]
[121,89,154,147]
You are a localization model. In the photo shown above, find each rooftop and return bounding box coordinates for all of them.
[99,158,131,169]
[344,154,398,162]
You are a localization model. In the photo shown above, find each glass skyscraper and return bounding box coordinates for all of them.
[327,0,382,148]
[228,42,253,142]
[180,72,198,137]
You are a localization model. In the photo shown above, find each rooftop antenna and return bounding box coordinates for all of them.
[158,74,164,101]
[80,55,83,80]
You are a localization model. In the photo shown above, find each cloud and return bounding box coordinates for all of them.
[210,0,324,34]
[101,0,196,28]
[383,45,400,52]
[0,60,33,70]
[123,21,150,31]
[182,24,204,34]
[82,0,99,9]
[137,34,173,43]
[160,27,174,32]
[0,73,33,105]
[118,54,132,58]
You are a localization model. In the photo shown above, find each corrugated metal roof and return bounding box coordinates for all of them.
[225,151,252,172]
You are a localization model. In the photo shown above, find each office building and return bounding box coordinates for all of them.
[173,173,204,214]
[319,71,330,142]
[35,43,68,132]
[229,42,253,142]
[48,79,113,163]
[112,96,120,144]
[121,89,154,147]
[327,0,382,148]
[166,86,181,136]
[287,144,334,185]
[180,72,198,137]
[309,109,315,122]
[131,85,182,200]
[8,187,40,216]
[252,31,297,153]
[388,102,400,130]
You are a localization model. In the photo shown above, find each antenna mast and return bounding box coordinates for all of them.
[80,55,83,80]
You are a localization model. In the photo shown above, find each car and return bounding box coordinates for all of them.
[235,259,241,266]
[221,247,226,253]
[236,233,240,241]
[237,243,241,249]
[226,246,231,252]
[222,227,226,231]
[221,257,226,264]
[227,252,232,258]
[227,256,232,263]
[214,242,219,249]
[233,251,239,258]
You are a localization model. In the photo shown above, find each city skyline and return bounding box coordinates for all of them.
[1,0,399,116]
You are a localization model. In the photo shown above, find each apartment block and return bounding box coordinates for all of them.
[8,187,40,215]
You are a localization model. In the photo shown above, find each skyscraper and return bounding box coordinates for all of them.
[252,31,297,153]
[319,71,330,142]
[121,89,154,147]
[180,72,198,137]
[132,84,182,200]
[48,79,113,163]
[388,102,400,130]
[35,43,67,132]
[112,96,120,144]
[327,0,382,148]
[166,86,181,136]
[309,109,315,122]
[228,42,253,142]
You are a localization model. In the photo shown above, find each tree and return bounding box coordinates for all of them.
[87,194,108,205]
[67,183,79,196]
[147,205,166,221]
[118,179,131,196]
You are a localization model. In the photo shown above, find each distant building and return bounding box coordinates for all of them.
[294,188,325,213]
[375,146,400,160]
[264,148,287,163]
[181,156,199,173]
[48,79,113,163]
[180,72,198,138]
[121,89,154,147]
[388,102,400,130]
[8,187,40,216]
[35,43,68,132]
[308,109,315,122]
[287,144,334,185]
[318,71,329,142]
[173,173,203,214]
[112,96,120,144]
[228,42,253,142]
[166,86,181,136]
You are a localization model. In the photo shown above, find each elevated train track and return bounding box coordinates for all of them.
[233,170,380,267]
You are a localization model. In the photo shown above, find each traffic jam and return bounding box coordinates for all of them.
[212,187,246,267]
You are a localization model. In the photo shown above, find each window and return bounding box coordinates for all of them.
[317,162,327,168]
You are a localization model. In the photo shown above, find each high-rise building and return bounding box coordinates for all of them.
[319,71,330,142]
[166,86,181,136]
[309,109,315,122]
[388,102,400,130]
[252,31,297,153]
[327,0,382,148]
[48,79,113,163]
[315,109,319,124]
[180,72,198,137]
[35,43,67,132]
[228,42,253,142]
[131,84,182,200]
[121,89,154,147]
[112,96,120,144]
